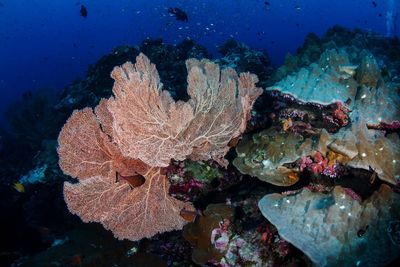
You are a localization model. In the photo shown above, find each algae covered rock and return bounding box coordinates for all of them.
[183,204,234,265]
[233,128,317,186]
[258,185,400,267]
[184,160,222,182]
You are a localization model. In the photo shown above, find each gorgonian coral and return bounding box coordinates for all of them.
[57,53,262,240]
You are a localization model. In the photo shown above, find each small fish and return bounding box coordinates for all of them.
[64,254,83,265]
[294,5,301,10]
[368,166,377,184]
[372,1,377,7]
[357,225,369,237]
[168,7,188,22]
[80,5,88,18]
[13,182,25,193]
[179,209,197,222]
[228,136,240,147]
[116,172,145,189]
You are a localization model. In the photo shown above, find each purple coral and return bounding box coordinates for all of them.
[211,219,231,251]
[343,187,362,202]
[367,120,400,135]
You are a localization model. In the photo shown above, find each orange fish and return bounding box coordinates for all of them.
[282,118,293,132]
[228,136,241,147]
[116,173,145,189]
[179,209,197,222]
[64,254,83,265]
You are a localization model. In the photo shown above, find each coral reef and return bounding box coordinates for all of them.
[248,28,400,267]
[3,27,400,266]
[272,25,400,83]
[260,47,399,185]
[216,39,274,88]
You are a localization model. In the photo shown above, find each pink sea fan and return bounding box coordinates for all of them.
[57,53,262,241]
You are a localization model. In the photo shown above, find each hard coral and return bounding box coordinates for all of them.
[233,128,317,186]
[57,53,262,241]
[183,204,234,265]
[259,184,400,266]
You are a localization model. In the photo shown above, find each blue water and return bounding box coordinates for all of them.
[0,0,399,127]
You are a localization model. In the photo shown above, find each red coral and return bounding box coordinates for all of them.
[322,101,350,132]
[342,187,362,202]
[367,120,400,135]
[299,156,313,171]
[299,151,331,175]
[57,54,262,241]
[333,101,349,125]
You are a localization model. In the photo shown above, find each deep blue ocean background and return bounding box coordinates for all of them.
[0,0,399,127]
[1,1,400,267]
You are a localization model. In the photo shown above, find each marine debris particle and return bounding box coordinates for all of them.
[80,5,88,18]
[168,7,188,22]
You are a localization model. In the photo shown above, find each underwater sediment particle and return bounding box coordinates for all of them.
[258,184,400,267]
[233,128,317,186]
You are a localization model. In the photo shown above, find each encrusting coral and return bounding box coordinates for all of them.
[57,53,262,241]
[233,127,317,186]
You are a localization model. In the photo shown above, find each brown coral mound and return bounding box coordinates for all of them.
[57,53,262,240]
[183,204,234,265]
[233,128,316,186]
